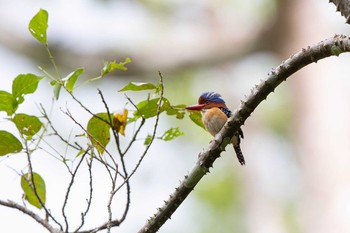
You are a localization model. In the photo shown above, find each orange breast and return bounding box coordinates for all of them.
[202,107,228,136]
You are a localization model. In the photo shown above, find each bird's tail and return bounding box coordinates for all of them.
[233,145,245,165]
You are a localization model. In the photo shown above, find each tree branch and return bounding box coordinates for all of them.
[137,34,350,233]
[0,199,61,233]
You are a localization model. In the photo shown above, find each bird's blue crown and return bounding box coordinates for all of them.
[200,92,225,103]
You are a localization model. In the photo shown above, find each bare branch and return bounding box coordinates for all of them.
[22,137,63,230]
[92,155,121,177]
[123,94,146,155]
[0,199,61,233]
[74,157,94,232]
[78,219,121,233]
[67,90,112,127]
[96,89,136,231]
[96,89,121,166]
[62,108,116,167]
[123,117,146,155]
[40,104,81,151]
[106,169,119,233]
[62,150,89,232]
[114,72,165,194]
[137,35,350,233]
[79,72,165,233]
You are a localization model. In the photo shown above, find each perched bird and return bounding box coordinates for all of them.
[186,92,245,165]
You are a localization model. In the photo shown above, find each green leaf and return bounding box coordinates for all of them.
[189,111,205,129]
[155,83,163,94]
[0,130,22,156]
[131,97,186,121]
[28,9,48,45]
[144,135,153,146]
[12,74,44,103]
[161,99,186,119]
[119,82,156,92]
[87,113,111,154]
[64,68,84,93]
[12,113,42,139]
[76,149,85,157]
[173,105,186,119]
[101,57,131,76]
[160,127,184,141]
[133,98,161,120]
[0,91,17,116]
[21,172,46,209]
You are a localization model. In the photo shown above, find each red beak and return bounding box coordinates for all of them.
[185,104,205,111]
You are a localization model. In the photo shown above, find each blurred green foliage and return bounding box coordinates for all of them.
[194,167,245,233]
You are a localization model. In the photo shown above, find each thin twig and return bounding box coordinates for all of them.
[97,89,120,166]
[79,72,165,233]
[115,71,164,194]
[70,92,120,174]
[67,90,111,126]
[94,154,116,181]
[40,104,81,151]
[119,71,166,223]
[62,108,123,183]
[123,117,145,155]
[106,169,119,233]
[62,150,89,232]
[33,100,55,152]
[62,108,115,163]
[119,72,165,223]
[123,94,146,155]
[74,157,94,232]
[78,220,121,233]
[37,142,72,174]
[97,89,122,156]
[22,137,63,230]
[93,156,123,177]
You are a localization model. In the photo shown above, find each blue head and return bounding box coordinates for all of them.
[186,92,227,110]
[199,92,225,104]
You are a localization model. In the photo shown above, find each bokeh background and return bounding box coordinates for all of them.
[1,0,350,232]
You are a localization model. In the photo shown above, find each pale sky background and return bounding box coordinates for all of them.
[1,1,350,233]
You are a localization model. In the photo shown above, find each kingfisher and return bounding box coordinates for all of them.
[186,92,245,165]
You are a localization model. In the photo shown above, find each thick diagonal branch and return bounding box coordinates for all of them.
[137,34,350,233]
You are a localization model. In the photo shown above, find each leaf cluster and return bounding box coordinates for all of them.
[0,74,43,154]
[0,8,203,232]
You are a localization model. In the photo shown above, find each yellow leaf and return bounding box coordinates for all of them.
[113,109,128,136]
